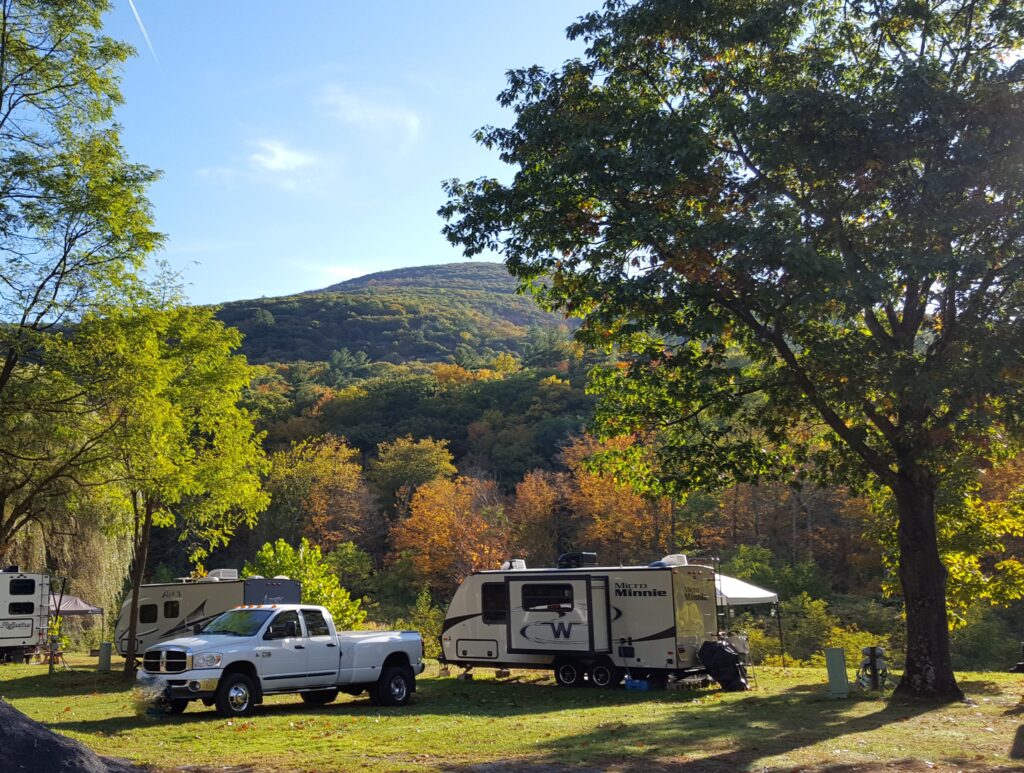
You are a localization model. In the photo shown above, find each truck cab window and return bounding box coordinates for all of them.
[481,583,507,624]
[522,583,573,611]
[301,609,330,637]
[9,578,34,595]
[139,604,158,624]
[266,610,300,639]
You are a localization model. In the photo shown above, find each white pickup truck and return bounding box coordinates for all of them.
[136,604,424,717]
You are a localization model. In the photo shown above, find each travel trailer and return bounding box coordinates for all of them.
[440,553,729,687]
[0,567,50,663]
[115,569,300,657]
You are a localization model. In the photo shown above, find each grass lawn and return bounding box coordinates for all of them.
[0,656,1022,772]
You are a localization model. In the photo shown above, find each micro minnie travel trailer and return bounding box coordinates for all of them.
[439,553,776,688]
[115,569,300,657]
[0,567,49,663]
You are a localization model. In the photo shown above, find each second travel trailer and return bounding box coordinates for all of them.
[0,567,49,663]
[439,553,777,688]
[115,569,300,657]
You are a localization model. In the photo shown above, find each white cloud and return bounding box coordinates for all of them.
[318,86,422,147]
[248,139,316,172]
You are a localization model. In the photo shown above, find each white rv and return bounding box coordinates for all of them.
[115,569,300,657]
[440,554,723,687]
[0,567,50,663]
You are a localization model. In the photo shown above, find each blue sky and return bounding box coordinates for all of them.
[103,2,596,304]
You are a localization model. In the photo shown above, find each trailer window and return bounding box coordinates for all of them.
[9,578,35,595]
[482,583,507,624]
[302,609,330,637]
[9,602,33,615]
[163,601,179,619]
[522,583,573,611]
[139,604,158,624]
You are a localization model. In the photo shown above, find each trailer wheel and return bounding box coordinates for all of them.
[215,672,256,717]
[553,659,584,687]
[588,660,622,688]
[300,688,338,706]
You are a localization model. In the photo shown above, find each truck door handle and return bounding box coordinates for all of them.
[294,645,305,650]
[326,643,337,648]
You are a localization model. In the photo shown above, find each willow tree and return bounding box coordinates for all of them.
[442,0,1024,698]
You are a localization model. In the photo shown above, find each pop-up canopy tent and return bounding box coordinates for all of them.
[48,592,105,644]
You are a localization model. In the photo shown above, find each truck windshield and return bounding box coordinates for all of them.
[201,609,273,636]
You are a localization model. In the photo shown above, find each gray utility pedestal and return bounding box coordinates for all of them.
[824,647,849,698]
[97,642,112,672]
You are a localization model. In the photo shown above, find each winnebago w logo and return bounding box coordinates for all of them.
[519,620,578,645]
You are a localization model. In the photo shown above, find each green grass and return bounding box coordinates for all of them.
[1,657,1022,772]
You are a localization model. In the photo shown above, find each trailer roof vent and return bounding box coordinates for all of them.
[207,568,239,581]
[272,575,290,580]
[500,559,527,570]
[650,554,689,567]
[557,551,598,569]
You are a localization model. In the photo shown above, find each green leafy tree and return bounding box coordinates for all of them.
[441,0,1024,698]
[0,0,161,556]
[366,435,457,520]
[105,304,269,673]
[244,538,366,631]
[395,586,444,659]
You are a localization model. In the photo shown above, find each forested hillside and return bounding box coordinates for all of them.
[217,263,571,364]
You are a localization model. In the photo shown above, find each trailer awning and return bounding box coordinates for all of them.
[715,574,778,606]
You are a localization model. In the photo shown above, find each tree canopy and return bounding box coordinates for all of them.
[441,0,1024,698]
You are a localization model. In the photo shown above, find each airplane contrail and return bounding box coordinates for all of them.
[127,0,160,67]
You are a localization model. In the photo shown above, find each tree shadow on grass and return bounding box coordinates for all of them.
[0,665,130,698]
[444,683,985,773]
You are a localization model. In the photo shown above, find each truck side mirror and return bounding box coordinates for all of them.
[193,623,203,635]
[285,620,298,638]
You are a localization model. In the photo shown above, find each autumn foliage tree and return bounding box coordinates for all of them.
[392,476,511,594]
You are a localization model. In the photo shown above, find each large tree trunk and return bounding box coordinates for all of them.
[122,499,153,676]
[892,473,963,700]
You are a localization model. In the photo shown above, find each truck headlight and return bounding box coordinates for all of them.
[192,652,223,669]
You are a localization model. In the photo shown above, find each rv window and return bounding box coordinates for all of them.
[302,609,330,637]
[9,602,33,615]
[522,583,574,611]
[9,578,35,596]
[163,601,180,619]
[482,583,507,624]
[139,604,158,624]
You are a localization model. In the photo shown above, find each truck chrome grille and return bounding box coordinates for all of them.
[143,648,188,673]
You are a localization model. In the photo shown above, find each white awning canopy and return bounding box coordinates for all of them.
[716,574,778,606]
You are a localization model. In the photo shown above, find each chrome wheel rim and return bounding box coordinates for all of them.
[228,683,250,712]
[389,674,408,702]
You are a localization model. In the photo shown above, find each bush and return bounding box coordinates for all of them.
[395,586,445,659]
[950,604,1022,670]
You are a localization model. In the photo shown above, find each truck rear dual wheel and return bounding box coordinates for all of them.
[369,666,413,707]
[215,672,256,718]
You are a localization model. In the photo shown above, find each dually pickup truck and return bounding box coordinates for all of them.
[136,604,424,717]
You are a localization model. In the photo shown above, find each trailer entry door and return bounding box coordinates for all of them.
[506,575,610,655]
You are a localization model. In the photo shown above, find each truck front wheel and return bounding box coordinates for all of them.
[372,666,412,707]
[215,672,256,717]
